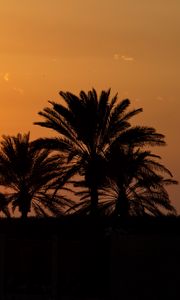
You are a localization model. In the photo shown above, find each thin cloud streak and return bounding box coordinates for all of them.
[113,54,135,62]
[121,55,135,62]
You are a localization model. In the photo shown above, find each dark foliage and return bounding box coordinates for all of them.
[0,133,73,218]
[34,89,173,217]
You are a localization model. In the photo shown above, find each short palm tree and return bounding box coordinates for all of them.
[99,176,177,218]
[0,133,72,218]
[70,147,177,217]
[99,146,177,217]
[34,89,166,216]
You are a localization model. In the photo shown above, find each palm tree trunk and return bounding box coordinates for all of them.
[90,186,99,217]
[115,194,129,219]
[19,193,31,219]
[21,210,28,219]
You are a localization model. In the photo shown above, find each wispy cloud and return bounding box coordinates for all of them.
[113,54,135,62]
[0,73,24,95]
[113,54,120,60]
[121,55,135,62]
[3,72,9,81]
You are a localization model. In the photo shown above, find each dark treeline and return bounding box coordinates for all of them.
[0,88,178,219]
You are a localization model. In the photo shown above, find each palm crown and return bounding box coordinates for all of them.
[34,89,168,216]
[103,146,177,217]
[66,147,177,217]
[0,133,72,218]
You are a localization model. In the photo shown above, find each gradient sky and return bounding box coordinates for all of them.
[0,0,180,211]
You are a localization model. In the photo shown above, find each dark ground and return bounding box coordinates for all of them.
[0,216,180,299]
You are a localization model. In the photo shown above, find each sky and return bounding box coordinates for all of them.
[0,0,180,212]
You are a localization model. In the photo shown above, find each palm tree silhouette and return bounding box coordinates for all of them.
[34,89,166,216]
[103,146,177,217]
[69,147,177,217]
[0,133,72,218]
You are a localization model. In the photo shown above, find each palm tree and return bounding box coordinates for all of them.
[99,146,177,217]
[98,176,177,218]
[0,133,73,218]
[34,89,166,216]
[69,148,177,218]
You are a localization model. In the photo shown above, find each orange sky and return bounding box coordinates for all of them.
[0,0,180,212]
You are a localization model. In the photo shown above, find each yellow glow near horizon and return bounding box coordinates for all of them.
[0,0,179,211]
